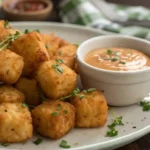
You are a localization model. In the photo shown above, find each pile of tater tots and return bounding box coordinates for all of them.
[0,20,108,144]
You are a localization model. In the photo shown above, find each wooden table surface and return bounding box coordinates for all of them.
[1,0,150,149]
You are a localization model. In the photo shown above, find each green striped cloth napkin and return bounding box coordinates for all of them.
[59,0,150,40]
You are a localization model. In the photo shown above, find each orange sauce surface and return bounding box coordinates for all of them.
[85,48,150,71]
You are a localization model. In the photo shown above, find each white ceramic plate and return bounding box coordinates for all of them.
[2,22,150,150]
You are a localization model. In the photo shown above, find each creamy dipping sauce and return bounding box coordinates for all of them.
[85,48,150,71]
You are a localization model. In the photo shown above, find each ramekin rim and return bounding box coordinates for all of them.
[76,35,150,75]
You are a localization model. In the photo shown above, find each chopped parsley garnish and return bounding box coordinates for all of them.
[22,103,27,108]
[57,104,62,111]
[79,95,84,99]
[56,59,64,64]
[63,110,68,114]
[106,116,124,137]
[111,57,120,61]
[74,44,79,47]
[113,52,120,56]
[107,128,118,137]
[1,143,9,147]
[35,29,40,33]
[107,49,113,55]
[4,20,9,29]
[51,112,58,116]
[104,58,111,60]
[60,140,71,148]
[0,31,20,51]
[82,90,87,93]
[45,44,49,49]
[119,61,126,64]
[60,88,96,101]
[140,101,150,111]
[87,88,96,93]
[52,59,64,74]
[52,63,64,74]
[59,51,62,55]
[24,29,30,34]
[72,88,80,96]
[33,138,43,145]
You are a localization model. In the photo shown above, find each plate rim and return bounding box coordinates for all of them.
[9,22,150,150]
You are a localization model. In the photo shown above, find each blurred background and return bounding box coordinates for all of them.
[1,0,150,39]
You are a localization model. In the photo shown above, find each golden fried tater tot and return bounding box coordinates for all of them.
[41,33,61,58]
[10,32,49,76]
[15,77,41,106]
[0,49,24,84]
[32,100,75,139]
[52,44,77,69]
[71,90,108,127]
[0,85,25,103]
[35,60,77,99]
[0,103,33,143]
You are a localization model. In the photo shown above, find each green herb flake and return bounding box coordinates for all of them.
[57,104,62,111]
[106,116,124,137]
[107,128,118,137]
[4,20,9,29]
[59,140,71,148]
[56,59,64,64]
[119,61,126,64]
[72,88,80,96]
[59,51,62,56]
[113,52,120,56]
[74,142,78,145]
[140,101,150,111]
[74,44,79,47]
[45,44,49,49]
[63,110,68,114]
[79,95,84,100]
[104,58,111,60]
[1,143,9,147]
[107,49,113,55]
[22,103,27,108]
[33,138,43,145]
[24,29,30,34]
[87,88,96,93]
[35,29,40,33]
[52,64,64,74]
[51,112,58,116]
[111,57,120,62]
[82,90,87,93]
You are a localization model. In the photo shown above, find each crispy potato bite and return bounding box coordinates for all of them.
[52,44,77,69]
[32,100,75,139]
[71,90,108,127]
[0,20,18,42]
[0,49,24,84]
[41,33,61,58]
[0,85,25,103]
[15,77,41,106]
[0,103,33,143]
[10,31,49,76]
[35,60,77,99]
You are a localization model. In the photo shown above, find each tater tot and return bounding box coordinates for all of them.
[0,85,25,103]
[52,44,77,69]
[40,33,61,58]
[0,103,33,143]
[71,90,108,127]
[10,32,49,76]
[0,49,24,84]
[35,60,77,100]
[32,100,75,139]
[15,77,41,106]
[0,20,19,42]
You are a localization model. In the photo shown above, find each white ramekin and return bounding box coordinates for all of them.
[77,35,150,106]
